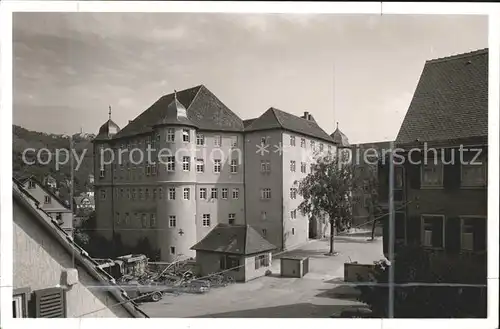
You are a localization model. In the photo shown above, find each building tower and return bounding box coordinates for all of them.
[152,91,199,261]
[93,106,120,241]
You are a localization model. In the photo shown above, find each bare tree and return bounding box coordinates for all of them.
[298,150,364,255]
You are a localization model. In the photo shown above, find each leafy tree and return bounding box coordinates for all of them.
[298,149,365,255]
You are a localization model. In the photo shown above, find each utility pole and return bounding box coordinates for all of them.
[70,135,75,267]
[388,141,395,318]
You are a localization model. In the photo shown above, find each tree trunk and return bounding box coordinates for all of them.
[371,218,377,240]
[329,219,335,254]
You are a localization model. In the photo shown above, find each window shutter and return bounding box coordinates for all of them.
[473,218,486,252]
[443,148,460,189]
[431,218,444,248]
[445,217,461,252]
[405,152,421,189]
[33,287,66,318]
[406,216,421,246]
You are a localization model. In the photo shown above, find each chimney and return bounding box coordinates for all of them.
[303,111,309,120]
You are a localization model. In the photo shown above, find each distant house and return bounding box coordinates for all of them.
[379,49,487,257]
[19,175,74,237]
[74,193,95,211]
[43,174,57,189]
[191,224,277,282]
[13,179,148,318]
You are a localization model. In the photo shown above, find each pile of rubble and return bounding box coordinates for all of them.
[95,254,235,302]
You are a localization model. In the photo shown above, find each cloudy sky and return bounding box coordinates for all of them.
[13,13,487,143]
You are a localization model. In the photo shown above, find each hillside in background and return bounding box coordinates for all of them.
[13,124,96,202]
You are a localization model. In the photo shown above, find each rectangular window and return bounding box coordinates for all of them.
[202,214,211,227]
[170,246,176,255]
[44,195,51,204]
[261,211,267,221]
[292,228,295,235]
[199,188,207,199]
[230,159,238,173]
[166,156,176,171]
[100,190,106,201]
[125,213,130,225]
[328,145,332,153]
[211,188,218,199]
[290,188,297,199]
[421,160,443,187]
[131,189,136,200]
[255,254,270,270]
[311,141,316,151]
[301,162,306,173]
[150,214,156,228]
[261,160,271,172]
[262,229,267,237]
[261,188,271,199]
[182,156,190,171]
[230,136,238,147]
[183,187,190,200]
[167,128,175,142]
[214,159,221,173]
[196,159,205,173]
[28,180,36,189]
[158,188,163,199]
[310,164,314,173]
[232,188,239,199]
[138,188,143,200]
[222,188,228,199]
[460,217,486,252]
[290,135,296,146]
[152,188,156,200]
[421,215,445,249]
[319,143,324,152]
[100,169,105,178]
[168,188,176,200]
[169,215,176,228]
[220,255,240,272]
[196,133,205,146]
[461,162,487,187]
[291,210,297,219]
[214,135,222,147]
[290,160,296,172]
[182,129,190,142]
[228,213,235,225]
[141,214,148,228]
[300,138,306,148]
[13,292,27,318]
[145,189,150,199]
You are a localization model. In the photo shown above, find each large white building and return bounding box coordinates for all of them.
[93,85,348,261]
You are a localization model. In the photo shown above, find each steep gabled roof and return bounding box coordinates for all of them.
[19,175,71,213]
[113,85,244,139]
[191,224,277,255]
[13,179,148,318]
[245,107,333,143]
[396,48,488,147]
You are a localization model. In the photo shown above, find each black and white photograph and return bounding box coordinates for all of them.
[1,1,499,325]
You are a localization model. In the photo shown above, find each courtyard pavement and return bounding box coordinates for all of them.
[139,236,384,318]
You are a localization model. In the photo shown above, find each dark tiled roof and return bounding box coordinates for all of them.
[95,119,121,141]
[331,126,350,147]
[191,224,277,255]
[13,179,148,318]
[245,107,333,143]
[395,48,488,147]
[112,85,244,139]
[243,119,256,128]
